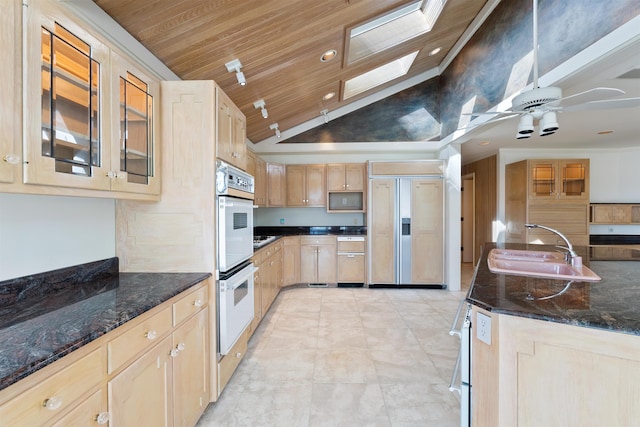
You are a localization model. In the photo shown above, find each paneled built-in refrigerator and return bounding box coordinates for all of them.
[368,172,444,287]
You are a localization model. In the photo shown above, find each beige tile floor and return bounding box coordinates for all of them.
[197,264,474,427]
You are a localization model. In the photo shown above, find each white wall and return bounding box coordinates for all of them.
[496,146,640,241]
[0,194,115,280]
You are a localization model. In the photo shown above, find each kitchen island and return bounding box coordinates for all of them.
[467,243,640,427]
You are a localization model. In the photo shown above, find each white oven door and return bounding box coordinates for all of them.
[218,263,255,355]
[218,195,254,272]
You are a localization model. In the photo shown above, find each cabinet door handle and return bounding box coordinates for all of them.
[2,154,20,164]
[43,396,63,411]
[96,412,110,424]
[145,330,157,340]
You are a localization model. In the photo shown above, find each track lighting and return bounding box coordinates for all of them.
[253,99,268,119]
[320,109,329,124]
[224,58,246,86]
[269,123,281,138]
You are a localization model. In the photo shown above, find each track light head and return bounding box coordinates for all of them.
[253,99,268,118]
[225,59,247,86]
[269,123,281,138]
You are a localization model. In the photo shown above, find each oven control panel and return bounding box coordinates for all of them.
[216,160,254,195]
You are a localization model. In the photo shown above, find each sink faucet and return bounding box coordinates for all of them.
[524,223,579,264]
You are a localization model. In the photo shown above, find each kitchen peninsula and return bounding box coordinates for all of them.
[467,243,640,427]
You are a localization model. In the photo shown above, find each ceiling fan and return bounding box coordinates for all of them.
[467,0,640,139]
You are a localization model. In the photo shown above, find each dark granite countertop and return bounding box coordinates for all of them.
[0,258,210,392]
[467,243,640,336]
[254,226,366,236]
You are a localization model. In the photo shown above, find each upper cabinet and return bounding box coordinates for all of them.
[286,164,326,207]
[10,0,160,198]
[266,162,286,207]
[0,1,21,184]
[327,163,365,192]
[527,159,589,201]
[216,88,246,170]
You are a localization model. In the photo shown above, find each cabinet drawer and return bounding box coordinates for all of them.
[218,328,248,395]
[173,283,208,326]
[51,389,105,427]
[337,240,365,253]
[108,306,172,374]
[300,235,335,245]
[0,348,103,427]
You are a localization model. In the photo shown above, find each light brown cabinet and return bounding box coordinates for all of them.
[250,239,284,336]
[300,236,336,284]
[327,163,365,191]
[590,204,640,224]
[286,164,326,207]
[471,306,640,426]
[267,162,286,207]
[0,0,20,185]
[505,159,590,246]
[336,236,366,284]
[216,88,246,170]
[0,280,210,427]
[254,156,268,207]
[20,0,160,197]
[527,159,589,201]
[282,236,301,286]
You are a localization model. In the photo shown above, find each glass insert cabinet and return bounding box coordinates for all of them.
[528,159,589,200]
[23,0,159,195]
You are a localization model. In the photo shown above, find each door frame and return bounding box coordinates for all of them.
[462,173,476,265]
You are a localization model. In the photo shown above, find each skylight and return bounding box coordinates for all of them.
[347,0,448,64]
[343,51,419,100]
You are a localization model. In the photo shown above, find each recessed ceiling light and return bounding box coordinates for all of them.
[322,92,336,101]
[597,130,614,135]
[428,47,442,56]
[320,49,337,62]
[479,141,490,146]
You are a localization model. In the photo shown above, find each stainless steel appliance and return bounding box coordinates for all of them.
[450,299,472,427]
[216,160,255,356]
[218,261,255,355]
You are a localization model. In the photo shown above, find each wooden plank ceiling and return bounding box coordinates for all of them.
[93,0,488,144]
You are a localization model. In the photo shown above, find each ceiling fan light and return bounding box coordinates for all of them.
[517,114,534,136]
[540,111,559,133]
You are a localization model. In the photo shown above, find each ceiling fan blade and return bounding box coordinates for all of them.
[556,87,626,108]
[462,111,516,118]
[458,113,520,130]
[563,97,640,112]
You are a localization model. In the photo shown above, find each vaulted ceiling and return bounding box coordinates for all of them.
[92,0,491,144]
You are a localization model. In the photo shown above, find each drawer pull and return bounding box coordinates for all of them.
[96,412,110,424]
[145,330,157,340]
[43,396,63,411]
[236,352,242,358]
[193,299,204,307]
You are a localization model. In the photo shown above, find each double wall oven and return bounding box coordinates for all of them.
[216,160,255,356]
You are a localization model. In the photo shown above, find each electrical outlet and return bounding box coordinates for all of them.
[476,312,492,345]
[280,218,285,224]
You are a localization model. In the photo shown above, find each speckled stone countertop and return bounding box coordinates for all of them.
[0,258,210,392]
[254,226,366,236]
[467,243,640,336]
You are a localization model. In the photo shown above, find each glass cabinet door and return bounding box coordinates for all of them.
[529,161,555,199]
[41,24,100,177]
[119,73,152,185]
[559,160,588,199]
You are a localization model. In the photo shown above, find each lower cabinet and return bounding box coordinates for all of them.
[0,279,210,427]
[248,240,284,338]
[300,236,336,284]
[283,236,301,286]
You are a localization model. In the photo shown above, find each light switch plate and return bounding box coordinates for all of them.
[476,312,492,345]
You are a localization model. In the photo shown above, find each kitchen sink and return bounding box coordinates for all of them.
[487,249,601,282]
[489,248,566,262]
